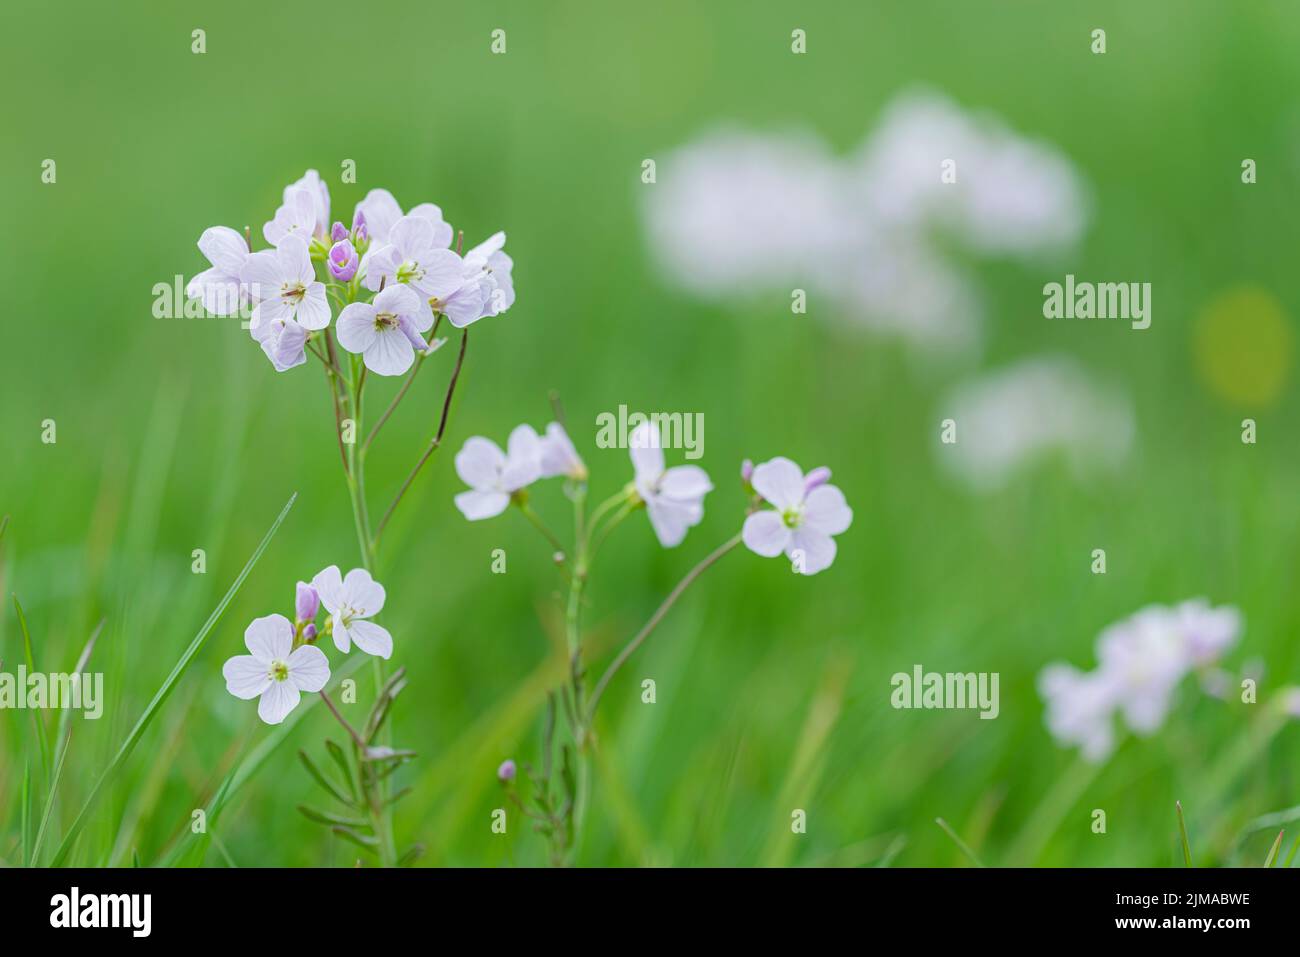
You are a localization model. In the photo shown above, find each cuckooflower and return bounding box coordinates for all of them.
[1037,664,1117,762]
[264,186,318,246]
[336,284,433,376]
[187,226,249,316]
[364,216,483,326]
[311,565,393,659]
[352,188,452,247]
[741,457,851,574]
[629,422,712,548]
[463,231,516,321]
[223,614,330,725]
[454,426,543,520]
[241,234,331,333]
[252,316,309,372]
[539,422,586,480]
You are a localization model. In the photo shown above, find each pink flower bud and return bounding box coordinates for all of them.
[330,221,349,243]
[296,581,319,623]
[740,459,754,483]
[497,759,517,782]
[804,466,831,493]
[328,239,359,281]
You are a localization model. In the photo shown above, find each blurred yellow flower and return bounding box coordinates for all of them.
[1194,285,1292,407]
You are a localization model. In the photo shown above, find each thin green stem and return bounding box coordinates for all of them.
[585,533,741,722]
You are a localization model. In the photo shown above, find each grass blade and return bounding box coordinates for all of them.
[1176,800,1194,867]
[13,597,50,781]
[1264,828,1285,868]
[31,725,73,864]
[936,817,986,868]
[49,492,297,866]
[1284,833,1300,869]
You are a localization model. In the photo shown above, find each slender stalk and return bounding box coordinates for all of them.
[319,690,366,750]
[586,533,741,722]
[519,502,566,556]
[373,329,468,548]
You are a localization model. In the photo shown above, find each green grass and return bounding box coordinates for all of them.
[3,0,1300,866]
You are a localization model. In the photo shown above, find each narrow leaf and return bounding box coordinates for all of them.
[50,493,297,866]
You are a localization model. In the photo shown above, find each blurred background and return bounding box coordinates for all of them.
[3,0,1300,866]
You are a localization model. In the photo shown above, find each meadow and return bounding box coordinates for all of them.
[2,0,1300,867]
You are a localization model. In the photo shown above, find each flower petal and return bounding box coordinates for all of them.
[364,326,415,376]
[455,437,506,489]
[645,498,701,548]
[342,568,385,617]
[788,528,836,575]
[628,422,664,480]
[659,465,712,501]
[803,484,852,536]
[311,565,345,614]
[244,614,293,660]
[257,680,301,725]
[294,283,331,331]
[455,489,510,521]
[751,457,805,510]
[347,620,393,659]
[287,645,330,692]
[336,302,378,354]
[742,510,790,557]
[223,655,271,700]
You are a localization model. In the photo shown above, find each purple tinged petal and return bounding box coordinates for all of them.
[331,221,349,243]
[328,239,359,280]
[296,581,319,622]
[803,466,832,493]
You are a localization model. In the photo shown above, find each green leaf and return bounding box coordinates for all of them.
[31,724,73,864]
[13,597,50,781]
[1264,829,1285,868]
[332,825,379,853]
[1176,800,1194,867]
[49,493,298,867]
[299,750,354,807]
[363,667,408,742]
[297,805,368,829]
[324,739,355,799]
[396,843,425,867]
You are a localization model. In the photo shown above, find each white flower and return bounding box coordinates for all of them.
[352,188,452,247]
[741,457,852,574]
[222,614,330,725]
[1037,598,1243,760]
[539,422,586,480]
[1037,664,1117,762]
[1173,598,1241,666]
[310,566,393,660]
[336,284,433,376]
[363,215,483,327]
[263,187,318,246]
[629,422,711,548]
[453,426,542,520]
[463,231,516,321]
[937,356,1135,492]
[186,226,249,316]
[240,234,331,334]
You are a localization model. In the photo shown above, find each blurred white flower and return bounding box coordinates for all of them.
[539,422,587,481]
[223,614,330,725]
[1037,664,1117,763]
[937,356,1135,492]
[1038,599,1243,761]
[640,90,1088,356]
[629,421,711,548]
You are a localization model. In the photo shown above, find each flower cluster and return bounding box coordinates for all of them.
[187,170,515,376]
[1037,599,1242,761]
[223,565,392,724]
[453,419,853,569]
